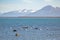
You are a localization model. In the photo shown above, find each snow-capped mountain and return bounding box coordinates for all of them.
[0,9,33,17]
[28,5,60,17]
[0,5,60,17]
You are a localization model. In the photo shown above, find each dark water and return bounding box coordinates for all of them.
[0,18,60,40]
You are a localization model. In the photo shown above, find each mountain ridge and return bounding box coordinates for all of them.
[0,5,60,17]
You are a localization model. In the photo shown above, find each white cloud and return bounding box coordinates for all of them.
[23,0,33,3]
[0,4,21,13]
[44,0,52,2]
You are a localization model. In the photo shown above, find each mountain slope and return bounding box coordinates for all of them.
[0,10,33,17]
[0,5,60,17]
[28,5,60,17]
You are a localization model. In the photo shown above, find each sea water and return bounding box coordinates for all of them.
[0,18,60,40]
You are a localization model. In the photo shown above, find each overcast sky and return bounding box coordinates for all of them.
[0,0,60,13]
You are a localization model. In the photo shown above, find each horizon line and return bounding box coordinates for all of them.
[0,16,60,18]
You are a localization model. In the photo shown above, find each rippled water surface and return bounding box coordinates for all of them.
[0,18,60,40]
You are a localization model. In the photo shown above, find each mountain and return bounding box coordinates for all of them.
[28,5,60,17]
[0,9,33,17]
[0,5,60,17]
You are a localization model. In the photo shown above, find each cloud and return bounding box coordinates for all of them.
[0,4,22,13]
[44,0,52,2]
[23,0,33,3]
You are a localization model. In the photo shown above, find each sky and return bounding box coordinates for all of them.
[0,0,60,13]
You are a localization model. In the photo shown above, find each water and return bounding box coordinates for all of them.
[0,18,60,40]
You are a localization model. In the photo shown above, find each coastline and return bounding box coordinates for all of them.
[0,16,60,18]
[19,16,60,18]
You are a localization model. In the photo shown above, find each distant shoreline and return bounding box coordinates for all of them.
[0,16,60,18]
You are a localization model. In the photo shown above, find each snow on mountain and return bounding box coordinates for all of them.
[28,5,60,17]
[0,9,33,17]
[0,5,60,17]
